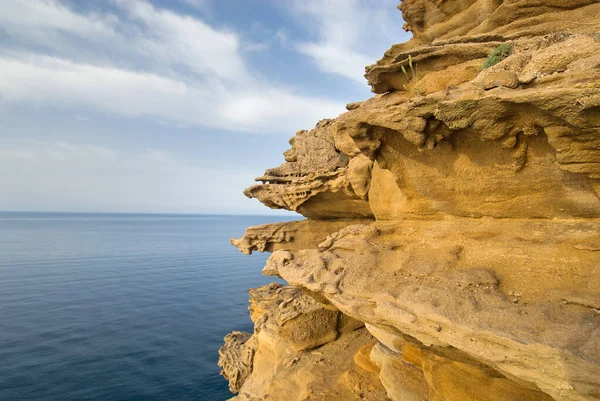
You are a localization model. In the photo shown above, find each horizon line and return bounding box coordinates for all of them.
[0,210,298,218]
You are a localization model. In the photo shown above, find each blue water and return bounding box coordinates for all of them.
[0,212,291,401]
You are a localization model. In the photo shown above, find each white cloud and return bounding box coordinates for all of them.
[0,53,344,133]
[0,140,273,214]
[0,0,395,215]
[218,89,343,132]
[0,0,246,82]
[0,0,396,215]
[0,0,116,38]
[297,43,374,84]
[0,0,347,134]
[286,0,407,83]
[115,0,248,82]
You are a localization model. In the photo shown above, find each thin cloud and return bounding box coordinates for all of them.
[0,0,346,134]
[0,0,116,38]
[0,53,344,134]
[286,0,408,84]
[182,0,211,12]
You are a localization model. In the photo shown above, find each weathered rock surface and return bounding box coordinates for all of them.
[219,283,383,400]
[243,120,375,219]
[221,1,600,400]
[231,219,372,255]
[265,220,600,401]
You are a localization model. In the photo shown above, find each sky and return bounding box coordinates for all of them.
[0,0,410,215]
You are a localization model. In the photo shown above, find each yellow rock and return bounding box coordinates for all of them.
[222,1,600,400]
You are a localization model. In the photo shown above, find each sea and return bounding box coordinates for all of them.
[0,212,293,401]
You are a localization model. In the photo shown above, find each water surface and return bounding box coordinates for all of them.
[0,212,291,401]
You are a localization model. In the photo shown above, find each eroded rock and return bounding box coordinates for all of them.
[219,283,379,400]
[243,121,374,219]
[272,220,600,401]
[218,331,256,394]
[221,1,600,400]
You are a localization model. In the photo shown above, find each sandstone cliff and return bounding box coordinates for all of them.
[220,1,600,400]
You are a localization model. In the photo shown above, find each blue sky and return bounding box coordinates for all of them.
[0,0,409,215]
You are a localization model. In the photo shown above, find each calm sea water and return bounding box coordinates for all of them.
[0,212,292,401]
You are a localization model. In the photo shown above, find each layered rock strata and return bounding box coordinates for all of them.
[220,1,600,400]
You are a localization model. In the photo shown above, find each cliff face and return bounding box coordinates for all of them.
[220,1,600,400]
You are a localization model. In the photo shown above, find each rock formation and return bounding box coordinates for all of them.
[220,1,600,400]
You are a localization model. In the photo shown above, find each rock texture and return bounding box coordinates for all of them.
[220,1,600,400]
[218,284,386,400]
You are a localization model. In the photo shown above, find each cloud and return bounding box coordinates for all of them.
[0,0,399,214]
[275,29,290,48]
[182,0,210,11]
[0,52,344,133]
[0,0,116,38]
[0,0,400,214]
[1,0,246,81]
[297,43,374,84]
[242,23,290,52]
[286,0,408,84]
[0,0,347,134]
[0,140,274,214]
[115,0,248,82]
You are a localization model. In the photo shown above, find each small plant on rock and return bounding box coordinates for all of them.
[401,54,420,97]
[481,43,512,70]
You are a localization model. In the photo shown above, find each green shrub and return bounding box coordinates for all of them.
[481,44,512,70]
